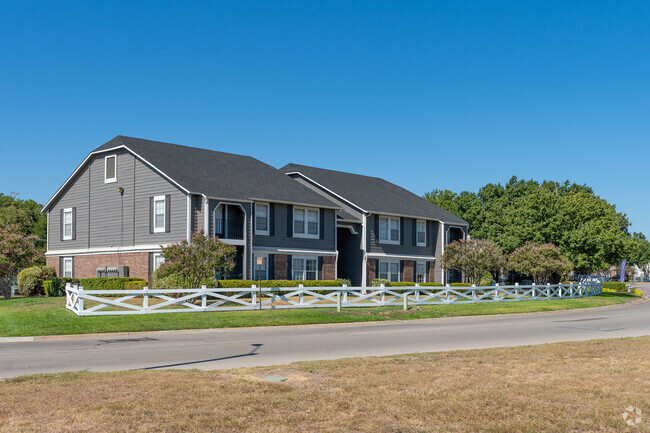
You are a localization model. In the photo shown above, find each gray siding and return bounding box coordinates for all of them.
[367,215,437,257]
[206,199,253,278]
[337,224,363,285]
[290,176,362,222]
[48,151,188,251]
[253,204,337,251]
[434,222,444,283]
[191,195,204,234]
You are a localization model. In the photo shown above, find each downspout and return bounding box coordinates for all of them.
[441,221,445,285]
[202,195,209,235]
[361,213,368,287]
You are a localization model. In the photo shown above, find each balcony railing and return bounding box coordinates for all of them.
[215,219,244,240]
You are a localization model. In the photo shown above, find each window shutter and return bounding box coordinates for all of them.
[427,221,431,247]
[413,261,417,281]
[426,262,431,282]
[376,259,380,281]
[318,256,323,280]
[287,255,293,280]
[71,207,77,240]
[412,219,417,246]
[268,255,274,280]
[149,197,154,234]
[269,203,275,236]
[59,257,63,276]
[400,260,404,281]
[287,205,293,237]
[319,208,325,240]
[165,195,171,233]
[400,218,405,245]
[60,209,64,241]
[374,214,379,240]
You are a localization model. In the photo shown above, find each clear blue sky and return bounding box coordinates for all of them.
[1,1,649,234]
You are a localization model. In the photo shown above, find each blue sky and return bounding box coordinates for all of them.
[1,1,649,234]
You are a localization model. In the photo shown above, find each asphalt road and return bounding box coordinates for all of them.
[1,290,649,379]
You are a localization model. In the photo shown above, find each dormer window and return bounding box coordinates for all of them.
[105,154,117,183]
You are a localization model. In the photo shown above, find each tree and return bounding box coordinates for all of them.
[441,238,504,285]
[0,225,43,299]
[0,193,47,252]
[507,242,573,284]
[156,231,237,289]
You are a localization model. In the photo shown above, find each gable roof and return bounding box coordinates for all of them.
[281,163,468,225]
[43,136,340,211]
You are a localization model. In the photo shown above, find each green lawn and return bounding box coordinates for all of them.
[0,292,640,337]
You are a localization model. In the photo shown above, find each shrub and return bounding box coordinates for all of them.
[388,282,444,287]
[603,287,643,296]
[124,280,149,290]
[215,279,342,289]
[372,278,391,287]
[336,278,352,286]
[449,282,472,287]
[602,282,627,292]
[17,266,55,296]
[79,277,146,291]
[43,277,80,297]
[480,272,494,287]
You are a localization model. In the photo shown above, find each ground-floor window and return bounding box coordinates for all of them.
[152,253,165,271]
[254,254,268,281]
[378,260,400,282]
[416,262,427,283]
[62,257,73,278]
[292,256,318,280]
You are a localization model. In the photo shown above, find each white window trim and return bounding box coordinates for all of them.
[152,253,165,271]
[254,254,269,280]
[416,220,427,247]
[416,261,427,283]
[153,195,166,233]
[378,216,400,245]
[62,208,73,240]
[291,255,319,281]
[104,154,117,183]
[255,202,270,236]
[378,260,401,282]
[62,257,73,278]
[293,206,320,239]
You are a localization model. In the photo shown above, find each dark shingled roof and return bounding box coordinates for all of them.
[92,136,340,208]
[281,163,468,225]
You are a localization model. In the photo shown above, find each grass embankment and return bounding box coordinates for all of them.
[0,292,640,337]
[1,336,649,432]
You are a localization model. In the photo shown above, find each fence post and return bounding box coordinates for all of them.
[342,284,348,303]
[494,283,499,300]
[299,283,304,305]
[445,283,450,303]
[472,284,477,302]
[77,284,84,313]
[514,282,519,300]
[569,282,574,297]
[380,284,385,304]
[415,283,420,302]
[531,283,536,298]
[252,285,257,307]
[403,291,408,311]
[201,284,207,309]
[143,286,149,311]
[546,283,551,298]
[337,292,341,312]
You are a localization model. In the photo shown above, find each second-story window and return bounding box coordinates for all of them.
[255,203,269,235]
[294,207,319,238]
[105,154,117,183]
[153,196,166,233]
[63,208,73,240]
[379,216,400,244]
[416,220,427,246]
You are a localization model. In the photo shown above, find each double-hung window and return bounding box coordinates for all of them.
[254,254,268,280]
[153,196,166,233]
[255,203,269,235]
[378,216,400,244]
[292,257,318,280]
[416,220,427,246]
[63,208,73,240]
[104,154,117,183]
[293,207,319,238]
[416,262,427,283]
[152,253,165,271]
[62,257,73,278]
[378,260,400,282]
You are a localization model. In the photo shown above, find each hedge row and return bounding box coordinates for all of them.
[372,279,471,288]
[602,282,627,292]
[215,279,343,289]
[79,277,147,291]
[43,277,80,297]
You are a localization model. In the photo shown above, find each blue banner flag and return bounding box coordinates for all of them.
[620,260,627,283]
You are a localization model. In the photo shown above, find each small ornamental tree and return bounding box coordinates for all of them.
[508,242,573,284]
[0,224,42,299]
[441,238,504,286]
[157,231,236,289]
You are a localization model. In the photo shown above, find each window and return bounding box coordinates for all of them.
[379,216,400,244]
[294,207,319,238]
[292,257,318,280]
[63,208,73,240]
[104,154,117,183]
[255,203,269,235]
[153,196,166,233]
[378,260,400,282]
[152,253,165,271]
[254,254,268,280]
[416,262,427,283]
[62,257,73,278]
[416,220,427,246]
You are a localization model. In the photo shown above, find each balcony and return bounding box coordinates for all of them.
[215,219,244,240]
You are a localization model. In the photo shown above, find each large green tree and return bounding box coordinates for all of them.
[0,193,46,251]
[425,177,649,274]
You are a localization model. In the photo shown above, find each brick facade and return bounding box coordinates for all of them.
[367,258,376,283]
[47,252,151,280]
[402,260,414,282]
[321,256,336,280]
[272,254,289,279]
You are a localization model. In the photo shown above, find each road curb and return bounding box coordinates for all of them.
[8,294,647,343]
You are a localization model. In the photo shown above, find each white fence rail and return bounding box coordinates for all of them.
[65,282,603,316]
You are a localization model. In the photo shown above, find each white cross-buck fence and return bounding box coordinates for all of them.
[65,282,603,316]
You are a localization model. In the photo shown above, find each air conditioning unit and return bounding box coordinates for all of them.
[96,266,130,278]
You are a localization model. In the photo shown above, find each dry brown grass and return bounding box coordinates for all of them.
[1,337,649,432]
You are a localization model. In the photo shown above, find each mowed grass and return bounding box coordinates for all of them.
[1,337,649,432]
[0,292,639,337]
